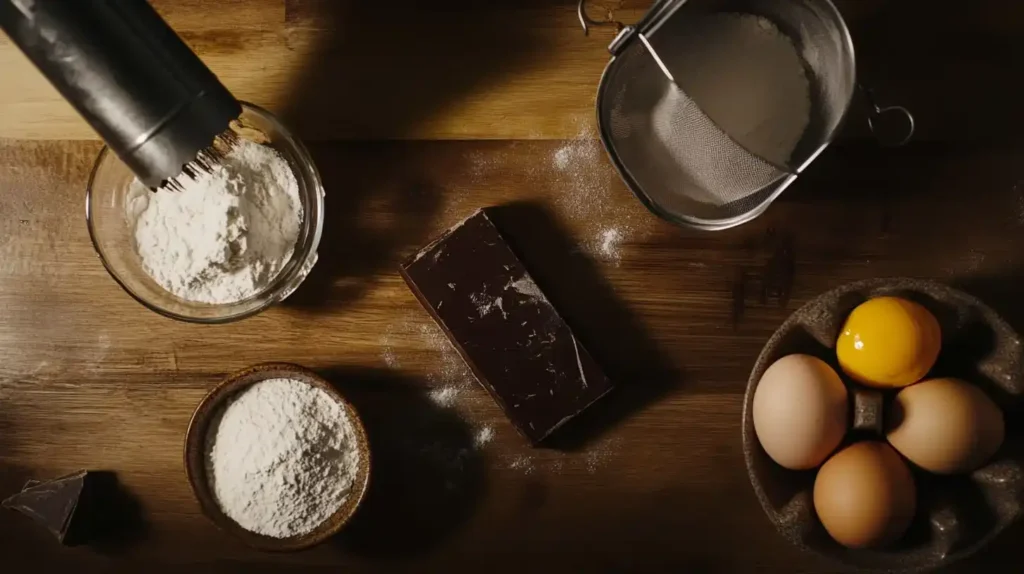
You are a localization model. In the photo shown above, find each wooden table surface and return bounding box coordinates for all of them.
[2,0,1024,571]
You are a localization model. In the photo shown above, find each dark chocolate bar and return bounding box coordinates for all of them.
[401,209,614,443]
[3,470,93,544]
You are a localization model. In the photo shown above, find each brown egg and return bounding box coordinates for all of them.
[753,354,848,470]
[887,378,1005,474]
[814,441,916,549]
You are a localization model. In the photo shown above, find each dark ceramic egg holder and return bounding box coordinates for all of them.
[743,278,1024,573]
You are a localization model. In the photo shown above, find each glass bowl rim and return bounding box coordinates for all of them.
[85,101,324,324]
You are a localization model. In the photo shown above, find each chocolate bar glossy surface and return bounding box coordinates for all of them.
[401,209,614,443]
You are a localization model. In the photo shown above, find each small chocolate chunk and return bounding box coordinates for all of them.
[3,470,93,544]
[401,209,614,444]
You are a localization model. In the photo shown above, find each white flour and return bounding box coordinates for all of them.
[595,227,624,264]
[127,138,303,304]
[474,426,495,448]
[205,378,361,538]
[381,320,477,391]
[551,125,609,220]
[507,455,535,475]
[429,385,461,408]
[549,125,644,262]
[658,13,811,166]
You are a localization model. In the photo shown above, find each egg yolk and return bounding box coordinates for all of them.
[836,296,941,388]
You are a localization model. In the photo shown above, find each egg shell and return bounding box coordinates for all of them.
[753,354,848,470]
[887,378,1005,475]
[813,441,917,549]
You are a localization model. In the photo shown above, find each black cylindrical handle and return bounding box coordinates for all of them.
[0,0,241,187]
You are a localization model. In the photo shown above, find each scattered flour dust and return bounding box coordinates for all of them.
[590,227,625,265]
[964,250,986,273]
[474,426,495,448]
[550,122,611,220]
[381,344,399,369]
[378,317,625,476]
[204,378,361,538]
[506,275,547,302]
[379,316,625,478]
[380,319,476,392]
[506,455,536,475]
[944,249,986,278]
[470,292,506,318]
[584,436,623,474]
[462,118,644,265]
[380,318,497,465]
[429,385,462,408]
[553,147,573,170]
[501,435,622,477]
[551,122,640,264]
[127,138,303,304]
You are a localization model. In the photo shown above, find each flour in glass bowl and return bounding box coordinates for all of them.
[126,138,303,304]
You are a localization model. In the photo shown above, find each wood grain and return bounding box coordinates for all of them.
[0,0,646,141]
[3,0,1020,142]
[3,133,1024,571]
[3,0,1024,571]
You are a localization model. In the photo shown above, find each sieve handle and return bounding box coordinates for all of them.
[577,0,622,36]
[859,84,915,147]
[632,0,688,38]
[578,0,689,57]
[577,0,686,37]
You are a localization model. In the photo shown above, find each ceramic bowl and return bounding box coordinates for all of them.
[184,363,370,552]
[743,278,1024,572]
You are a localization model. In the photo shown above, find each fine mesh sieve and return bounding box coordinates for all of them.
[586,0,864,230]
[607,35,795,220]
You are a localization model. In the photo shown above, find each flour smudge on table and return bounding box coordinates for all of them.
[550,123,641,264]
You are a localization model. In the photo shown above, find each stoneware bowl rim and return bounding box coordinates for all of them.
[743,277,1023,573]
[184,362,371,552]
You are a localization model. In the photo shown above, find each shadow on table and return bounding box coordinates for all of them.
[470,477,806,572]
[77,471,149,554]
[320,367,486,559]
[0,465,147,556]
[783,143,960,206]
[488,202,682,451]
[278,0,558,312]
[847,0,1024,145]
[282,143,445,312]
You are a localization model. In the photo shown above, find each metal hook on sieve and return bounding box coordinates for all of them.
[578,0,623,36]
[859,84,915,147]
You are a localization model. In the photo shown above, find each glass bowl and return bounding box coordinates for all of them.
[86,102,324,323]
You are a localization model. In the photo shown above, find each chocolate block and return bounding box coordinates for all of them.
[3,470,93,544]
[401,209,614,443]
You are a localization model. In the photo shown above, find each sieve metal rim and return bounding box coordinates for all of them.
[591,0,858,231]
[593,56,805,231]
